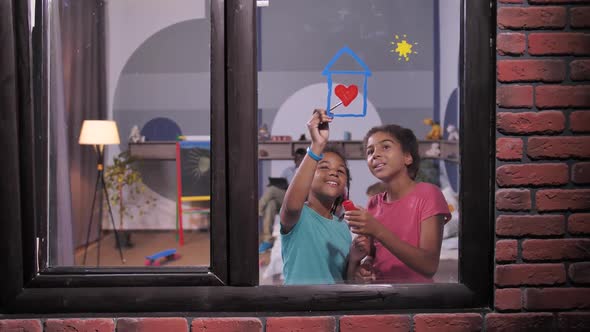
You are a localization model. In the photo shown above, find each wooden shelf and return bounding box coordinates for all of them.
[129,142,177,160]
[258,140,458,162]
[129,140,459,163]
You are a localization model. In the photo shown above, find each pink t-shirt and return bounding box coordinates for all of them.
[366,182,451,283]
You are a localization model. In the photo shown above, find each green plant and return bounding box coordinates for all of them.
[103,150,156,229]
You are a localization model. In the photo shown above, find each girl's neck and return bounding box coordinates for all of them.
[384,175,416,202]
[307,195,334,219]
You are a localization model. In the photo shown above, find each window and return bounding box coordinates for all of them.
[257,0,463,285]
[44,0,215,270]
[0,0,494,313]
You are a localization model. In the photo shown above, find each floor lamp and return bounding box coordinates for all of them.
[79,120,126,266]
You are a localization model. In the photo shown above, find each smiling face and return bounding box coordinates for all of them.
[310,152,348,200]
[365,131,413,182]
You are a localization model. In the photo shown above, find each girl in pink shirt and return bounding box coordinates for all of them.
[345,124,451,283]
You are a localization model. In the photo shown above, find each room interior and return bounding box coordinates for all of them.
[53,0,460,285]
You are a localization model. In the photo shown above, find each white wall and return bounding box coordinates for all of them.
[103,0,205,229]
[438,0,461,128]
[437,0,461,190]
[105,0,205,158]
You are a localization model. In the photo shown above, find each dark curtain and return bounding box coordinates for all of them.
[49,0,106,265]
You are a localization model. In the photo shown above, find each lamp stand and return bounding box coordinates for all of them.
[82,145,125,266]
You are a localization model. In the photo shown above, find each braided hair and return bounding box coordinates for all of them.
[323,146,351,219]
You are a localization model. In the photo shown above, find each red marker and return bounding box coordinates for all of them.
[342,200,358,211]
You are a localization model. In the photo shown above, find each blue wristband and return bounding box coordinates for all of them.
[306,147,324,161]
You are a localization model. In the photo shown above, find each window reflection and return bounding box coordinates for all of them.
[257,0,460,285]
[48,0,211,267]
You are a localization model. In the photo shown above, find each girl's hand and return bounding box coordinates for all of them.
[349,235,371,263]
[354,263,376,284]
[345,208,385,239]
[306,109,332,150]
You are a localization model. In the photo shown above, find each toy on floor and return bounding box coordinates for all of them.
[144,248,181,266]
[423,118,443,140]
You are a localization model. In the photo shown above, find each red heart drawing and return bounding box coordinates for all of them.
[334,84,358,107]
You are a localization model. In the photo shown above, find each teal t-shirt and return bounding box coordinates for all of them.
[281,204,352,285]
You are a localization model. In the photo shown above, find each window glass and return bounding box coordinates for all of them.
[47,0,211,267]
[257,0,460,285]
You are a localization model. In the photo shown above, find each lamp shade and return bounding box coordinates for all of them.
[79,120,121,145]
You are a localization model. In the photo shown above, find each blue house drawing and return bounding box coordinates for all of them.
[322,46,372,117]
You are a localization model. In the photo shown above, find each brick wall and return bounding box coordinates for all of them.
[1,1,589,331]
[493,0,590,330]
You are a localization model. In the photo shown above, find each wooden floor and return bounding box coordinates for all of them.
[75,231,210,267]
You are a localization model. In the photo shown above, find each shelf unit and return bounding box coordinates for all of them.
[129,140,459,163]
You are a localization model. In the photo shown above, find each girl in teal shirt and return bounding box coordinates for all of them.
[280,109,358,285]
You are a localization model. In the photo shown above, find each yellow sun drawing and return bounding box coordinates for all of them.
[390,34,418,62]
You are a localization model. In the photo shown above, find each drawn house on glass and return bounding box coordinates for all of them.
[322,46,372,118]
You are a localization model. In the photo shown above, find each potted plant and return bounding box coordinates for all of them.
[103,150,156,248]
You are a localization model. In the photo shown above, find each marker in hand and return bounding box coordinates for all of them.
[344,199,374,276]
[342,200,359,232]
[342,199,358,211]
[330,101,343,112]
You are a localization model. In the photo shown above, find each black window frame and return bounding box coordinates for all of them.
[0,0,495,314]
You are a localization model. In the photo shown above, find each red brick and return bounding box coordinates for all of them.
[497,85,533,108]
[497,33,526,56]
[570,111,590,132]
[116,318,187,332]
[569,213,590,235]
[0,320,42,332]
[522,238,590,261]
[266,317,335,332]
[495,263,566,286]
[496,214,565,237]
[498,7,566,30]
[485,313,554,332]
[413,314,482,332]
[497,111,565,134]
[497,137,523,161]
[191,318,262,332]
[535,85,590,108]
[536,189,590,211]
[558,312,590,331]
[571,7,590,28]
[529,33,590,55]
[496,189,531,211]
[340,315,410,332]
[496,111,565,134]
[495,288,522,311]
[498,60,565,83]
[573,162,590,184]
[569,262,590,284]
[527,137,590,159]
[571,60,590,81]
[496,239,518,263]
[496,163,568,187]
[524,288,590,310]
[45,319,114,332]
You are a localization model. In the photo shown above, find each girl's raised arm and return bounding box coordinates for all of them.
[280,109,332,233]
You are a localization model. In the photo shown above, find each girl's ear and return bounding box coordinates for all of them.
[404,152,413,166]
